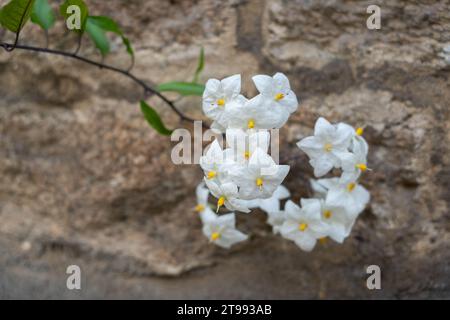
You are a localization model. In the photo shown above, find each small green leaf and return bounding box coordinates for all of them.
[0,0,36,33]
[31,0,55,30]
[122,36,134,56]
[88,15,134,57]
[140,101,173,136]
[85,17,109,56]
[192,47,204,83]
[157,82,205,96]
[59,0,88,33]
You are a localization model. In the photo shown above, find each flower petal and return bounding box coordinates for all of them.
[221,74,241,98]
[252,75,274,95]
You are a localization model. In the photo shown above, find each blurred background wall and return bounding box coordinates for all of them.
[0,0,449,299]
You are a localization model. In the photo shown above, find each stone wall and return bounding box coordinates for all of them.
[0,0,449,298]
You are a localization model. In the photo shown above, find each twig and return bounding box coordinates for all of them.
[0,41,208,128]
[0,0,207,129]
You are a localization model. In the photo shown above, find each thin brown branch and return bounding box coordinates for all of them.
[0,41,208,128]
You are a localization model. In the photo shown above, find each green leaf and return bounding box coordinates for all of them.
[59,0,88,33]
[192,47,204,83]
[88,15,134,57]
[30,0,55,30]
[157,82,205,96]
[87,15,120,34]
[140,101,173,136]
[85,17,110,56]
[0,0,36,33]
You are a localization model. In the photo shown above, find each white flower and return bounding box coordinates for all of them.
[266,210,286,235]
[237,186,290,235]
[280,199,327,251]
[225,129,270,164]
[227,96,284,130]
[257,185,290,235]
[351,126,369,157]
[258,185,290,213]
[204,178,250,213]
[210,120,227,134]
[195,183,217,223]
[199,140,231,182]
[311,177,340,194]
[319,199,355,243]
[202,213,248,249]
[326,180,370,218]
[195,182,209,213]
[230,148,290,200]
[252,73,299,128]
[310,179,327,198]
[297,117,353,177]
[202,74,246,128]
[340,136,369,184]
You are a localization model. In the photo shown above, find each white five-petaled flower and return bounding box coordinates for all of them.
[253,185,290,235]
[340,136,369,184]
[280,199,328,251]
[202,74,246,130]
[326,180,370,218]
[199,139,234,182]
[310,177,340,197]
[195,183,217,223]
[257,185,290,213]
[297,117,354,177]
[229,148,290,200]
[225,129,270,164]
[266,210,286,235]
[204,178,250,213]
[202,213,248,249]
[251,73,299,128]
[319,199,355,243]
[227,96,282,130]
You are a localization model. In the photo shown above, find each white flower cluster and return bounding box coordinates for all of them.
[277,118,371,251]
[194,74,370,251]
[196,73,298,248]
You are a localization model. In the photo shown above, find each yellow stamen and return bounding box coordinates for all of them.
[211,232,220,241]
[207,171,217,179]
[195,204,205,213]
[347,183,356,192]
[356,127,364,136]
[298,223,308,232]
[256,178,263,189]
[217,99,225,106]
[247,119,255,129]
[324,210,332,219]
[324,143,333,152]
[319,237,328,245]
[275,93,285,101]
[244,151,250,159]
[217,196,225,211]
[356,163,367,171]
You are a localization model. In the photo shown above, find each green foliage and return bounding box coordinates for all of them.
[157,82,205,96]
[30,0,55,30]
[192,47,204,83]
[59,0,88,33]
[87,15,134,58]
[85,17,109,56]
[140,101,173,136]
[156,48,205,97]
[0,0,35,33]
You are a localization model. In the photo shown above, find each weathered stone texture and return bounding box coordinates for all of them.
[0,0,449,298]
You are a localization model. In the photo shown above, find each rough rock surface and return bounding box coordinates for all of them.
[0,0,449,299]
